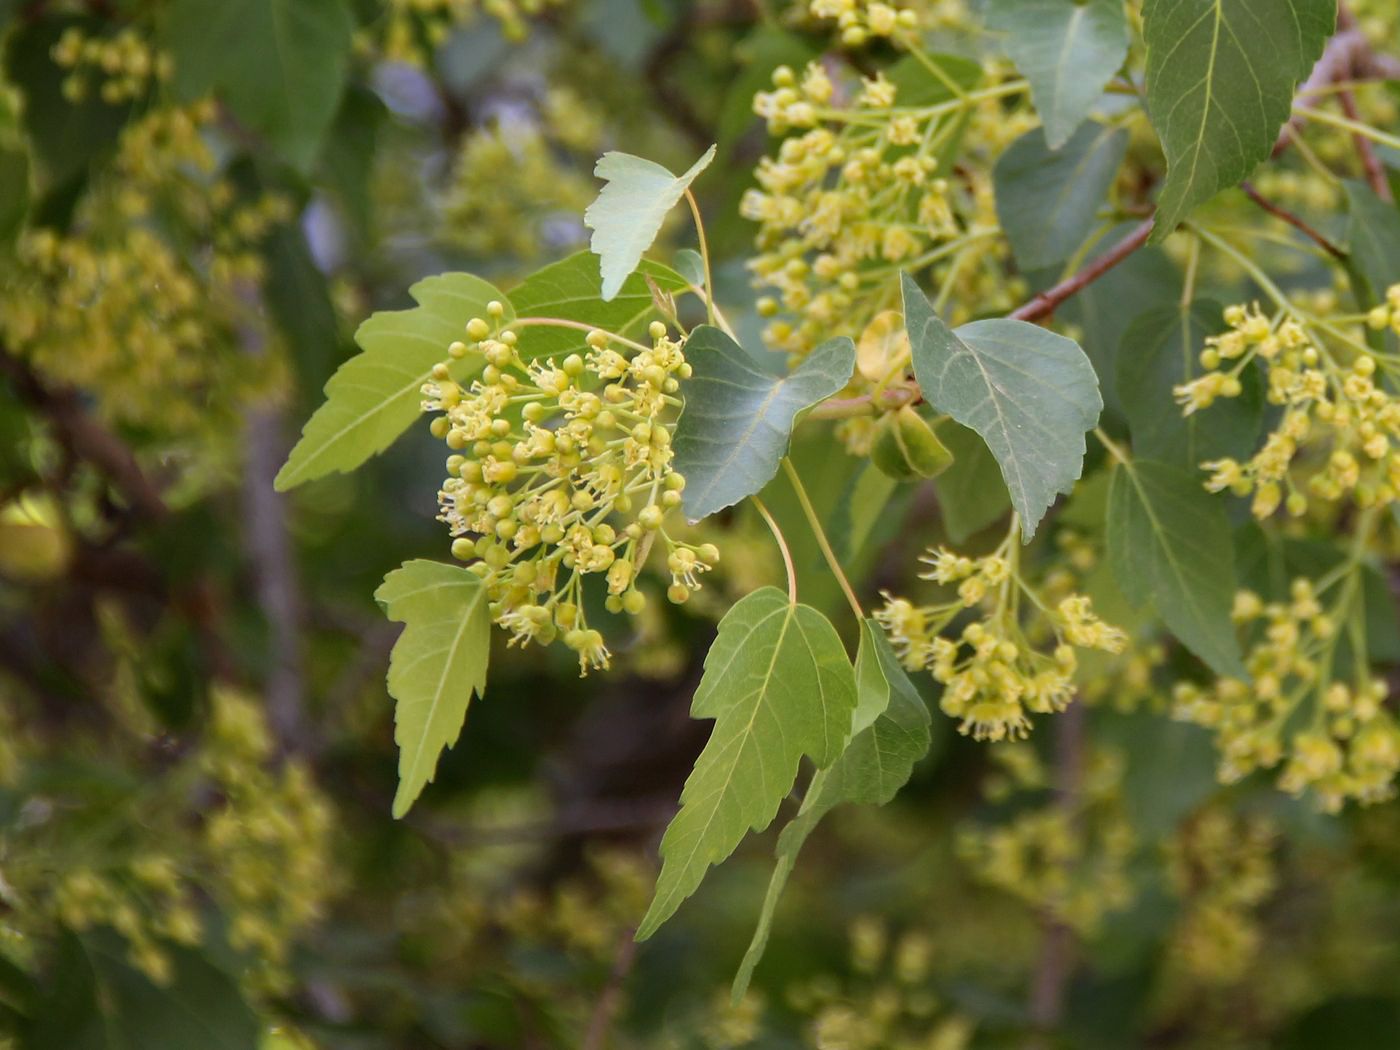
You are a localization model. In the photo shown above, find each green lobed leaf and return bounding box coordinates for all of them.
[1117,299,1264,467]
[673,326,856,522]
[1142,0,1336,242]
[1106,459,1245,677]
[994,122,1128,270]
[507,252,689,359]
[637,587,858,940]
[275,273,511,491]
[902,273,1101,539]
[583,144,716,301]
[731,621,930,998]
[163,0,354,170]
[985,0,1130,149]
[375,560,491,819]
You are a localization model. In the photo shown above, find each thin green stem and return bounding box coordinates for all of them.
[752,494,797,604]
[1293,104,1400,151]
[1180,231,1200,310]
[512,317,651,354]
[895,36,966,98]
[1093,427,1131,468]
[780,457,864,621]
[684,188,716,328]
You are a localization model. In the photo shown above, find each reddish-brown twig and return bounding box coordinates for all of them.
[1240,181,1347,258]
[1010,217,1157,323]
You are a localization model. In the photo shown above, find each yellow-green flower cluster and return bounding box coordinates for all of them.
[958,746,1136,934]
[442,108,597,261]
[743,60,1026,367]
[876,542,1127,741]
[1177,299,1400,516]
[52,25,172,104]
[199,691,336,991]
[807,0,920,46]
[1164,810,1277,985]
[372,0,565,62]
[426,314,718,673]
[0,102,290,438]
[1172,580,1400,811]
[784,918,975,1050]
[52,858,204,985]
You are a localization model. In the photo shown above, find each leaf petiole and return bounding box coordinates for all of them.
[780,457,864,621]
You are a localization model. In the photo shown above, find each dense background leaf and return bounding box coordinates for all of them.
[994,122,1128,270]
[1107,458,1245,676]
[1117,299,1264,466]
[985,0,1129,148]
[1143,0,1335,240]
[673,326,856,522]
[163,0,354,170]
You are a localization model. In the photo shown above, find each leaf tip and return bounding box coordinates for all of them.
[390,787,416,820]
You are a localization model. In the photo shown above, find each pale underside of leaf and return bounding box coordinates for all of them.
[584,144,716,301]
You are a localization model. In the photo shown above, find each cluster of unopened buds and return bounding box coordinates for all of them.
[959,747,1135,934]
[1171,581,1400,811]
[425,311,719,674]
[1365,282,1400,335]
[744,61,966,364]
[52,25,172,104]
[807,0,920,45]
[1165,810,1278,984]
[1176,299,1400,516]
[875,544,1126,741]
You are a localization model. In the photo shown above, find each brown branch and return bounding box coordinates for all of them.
[0,344,238,684]
[582,926,641,1050]
[1337,89,1394,202]
[236,282,307,752]
[1026,701,1087,1047]
[808,218,1157,419]
[0,347,169,523]
[1274,7,1400,197]
[1010,217,1157,323]
[1239,181,1347,258]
